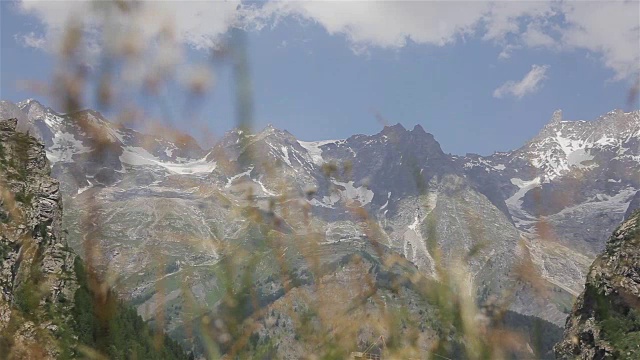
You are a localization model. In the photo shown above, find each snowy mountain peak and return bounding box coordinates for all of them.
[16,98,39,108]
[18,98,51,119]
[508,109,640,180]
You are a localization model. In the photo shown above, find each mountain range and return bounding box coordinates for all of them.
[1,98,638,355]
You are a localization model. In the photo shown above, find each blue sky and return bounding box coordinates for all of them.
[1,1,638,155]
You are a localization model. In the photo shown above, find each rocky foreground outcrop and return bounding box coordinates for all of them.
[0,118,79,358]
[554,210,640,359]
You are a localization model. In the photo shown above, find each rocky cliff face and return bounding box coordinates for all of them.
[0,118,79,359]
[0,118,188,359]
[554,210,640,359]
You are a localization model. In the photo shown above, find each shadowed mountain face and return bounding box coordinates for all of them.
[1,99,638,351]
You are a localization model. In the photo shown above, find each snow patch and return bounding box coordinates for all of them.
[322,192,341,207]
[380,191,392,210]
[280,146,293,167]
[308,198,334,208]
[77,184,92,195]
[121,146,217,175]
[408,215,420,231]
[505,177,543,232]
[255,176,276,196]
[403,191,438,278]
[506,177,542,210]
[566,148,594,167]
[298,140,338,165]
[43,113,64,129]
[226,167,253,188]
[47,132,92,163]
[332,180,374,206]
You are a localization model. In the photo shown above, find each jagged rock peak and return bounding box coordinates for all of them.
[381,122,406,134]
[412,124,426,133]
[554,210,640,359]
[16,98,41,107]
[17,97,48,114]
[550,109,563,124]
[379,123,437,140]
[410,124,438,143]
[16,98,48,115]
[255,123,296,141]
[260,123,286,135]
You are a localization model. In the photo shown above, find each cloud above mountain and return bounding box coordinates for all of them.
[493,64,550,99]
[14,0,640,81]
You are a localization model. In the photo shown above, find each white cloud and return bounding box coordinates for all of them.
[559,1,640,81]
[13,0,640,81]
[497,44,520,60]
[19,2,242,55]
[258,1,489,49]
[14,32,46,50]
[255,1,638,80]
[17,0,244,51]
[481,1,557,43]
[493,64,550,99]
[14,0,248,84]
[521,24,557,49]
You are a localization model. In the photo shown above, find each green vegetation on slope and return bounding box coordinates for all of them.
[72,257,191,360]
[588,283,640,357]
[555,211,640,358]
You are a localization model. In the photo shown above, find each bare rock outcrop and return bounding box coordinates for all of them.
[0,118,79,359]
[554,210,640,359]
